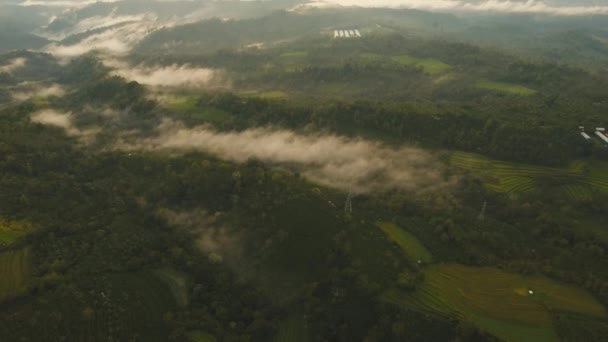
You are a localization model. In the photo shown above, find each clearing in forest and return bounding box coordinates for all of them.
[476,80,537,96]
[187,331,217,342]
[450,152,607,200]
[0,217,33,246]
[391,55,451,75]
[376,222,432,263]
[274,315,310,342]
[383,263,606,342]
[0,248,31,301]
[154,268,190,307]
[163,95,231,125]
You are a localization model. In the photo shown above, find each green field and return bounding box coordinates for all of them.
[154,268,189,307]
[0,248,31,302]
[0,218,32,246]
[279,51,308,59]
[383,264,606,342]
[163,95,231,125]
[274,315,310,342]
[255,90,290,99]
[187,331,217,342]
[476,80,537,96]
[450,152,608,199]
[391,55,452,75]
[376,222,432,263]
[163,95,199,112]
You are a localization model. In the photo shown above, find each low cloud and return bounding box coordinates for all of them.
[11,83,66,101]
[30,109,100,143]
[301,0,608,15]
[159,209,241,264]
[116,120,452,193]
[19,0,120,8]
[0,58,27,74]
[107,61,227,88]
[45,21,154,58]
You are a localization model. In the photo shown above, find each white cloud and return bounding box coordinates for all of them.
[11,83,66,101]
[30,109,100,142]
[0,58,27,74]
[300,0,608,15]
[106,61,227,88]
[45,21,154,58]
[19,0,120,8]
[115,120,452,193]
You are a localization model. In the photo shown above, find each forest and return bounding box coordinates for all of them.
[1,1,608,341]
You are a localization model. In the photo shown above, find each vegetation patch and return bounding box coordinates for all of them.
[0,217,33,246]
[187,331,217,342]
[163,95,200,112]
[476,80,537,96]
[255,90,290,99]
[274,315,310,342]
[383,264,606,342]
[376,222,432,263]
[450,152,608,199]
[391,55,451,74]
[154,268,190,307]
[279,51,308,59]
[0,248,31,302]
[163,95,231,125]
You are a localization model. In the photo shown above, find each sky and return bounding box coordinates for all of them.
[302,0,608,15]
[12,0,608,15]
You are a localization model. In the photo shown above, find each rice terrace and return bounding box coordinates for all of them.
[2,0,608,341]
[449,152,608,200]
[383,264,607,342]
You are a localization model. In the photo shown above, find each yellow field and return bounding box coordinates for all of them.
[0,217,33,246]
[450,152,608,200]
[383,263,606,342]
[376,222,432,263]
[0,248,31,301]
[476,80,537,96]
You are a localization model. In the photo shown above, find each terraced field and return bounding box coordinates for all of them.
[383,264,606,342]
[376,222,432,263]
[0,248,31,302]
[476,80,537,96]
[450,152,608,200]
[274,315,310,342]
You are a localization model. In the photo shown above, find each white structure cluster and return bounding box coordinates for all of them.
[334,29,362,38]
[579,126,608,144]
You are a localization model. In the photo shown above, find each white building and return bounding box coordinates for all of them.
[581,132,591,140]
[595,131,608,144]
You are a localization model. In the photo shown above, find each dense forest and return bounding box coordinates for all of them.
[2,1,608,341]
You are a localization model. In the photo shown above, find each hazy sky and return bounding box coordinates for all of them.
[304,0,608,15]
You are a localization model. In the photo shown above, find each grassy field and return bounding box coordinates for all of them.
[450,152,608,200]
[391,55,452,75]
[154,268,189,307]
[0,248,31,302]
[476,80,537,96]
[187,331,217,342]
[376,222,432,263]
[255,90,290,99]
[279,51,308,59]
[163,95,199,112]
[383,264,606,342]
[0,218,32,246]
[274,315,310,342]
[163,95,231,125]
